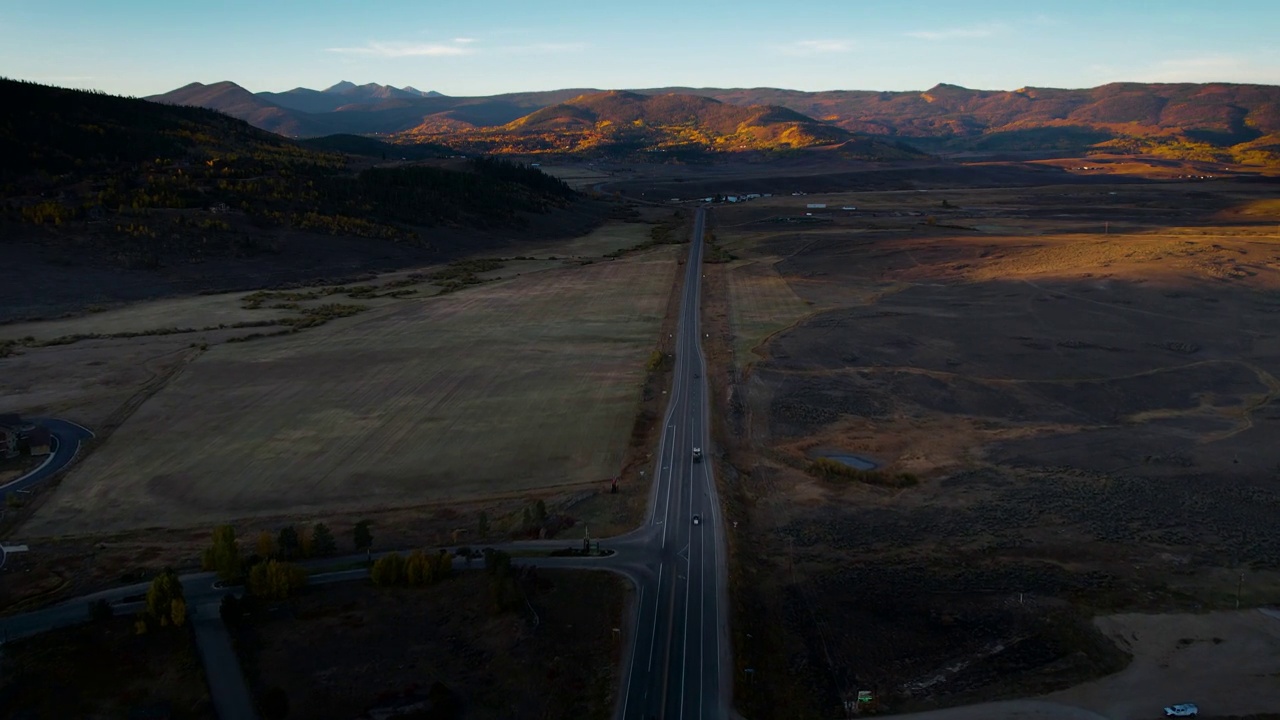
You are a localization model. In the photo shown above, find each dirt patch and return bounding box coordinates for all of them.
[1043,610,1280,719]
[0,616,213,718]
[232,569,626,720]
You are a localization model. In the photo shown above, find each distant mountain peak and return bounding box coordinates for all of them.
[324,81,358,93]
[403,86,445,98]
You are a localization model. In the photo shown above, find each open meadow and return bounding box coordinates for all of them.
[6,219,679,537]
[700,172,1280,717]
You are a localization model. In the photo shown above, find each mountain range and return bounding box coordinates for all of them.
[148,80,1280,162]
[150,81,589,138]
[406,90,912,157]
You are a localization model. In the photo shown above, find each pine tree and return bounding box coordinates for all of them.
[202,525,241,582]
[312,522,337,556]
[353,520,373,556]
[277,525,299,560]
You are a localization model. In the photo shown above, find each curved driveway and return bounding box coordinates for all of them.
[0,418,94,497]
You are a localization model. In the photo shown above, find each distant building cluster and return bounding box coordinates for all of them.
[673,192,771,204]
[0,414,51,460]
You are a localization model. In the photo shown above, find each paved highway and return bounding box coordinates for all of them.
[618,207,730,720]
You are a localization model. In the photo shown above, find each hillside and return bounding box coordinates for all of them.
[299,134,452,160]
[147,81,336,137]
[674,83,1280,162]
[0,78,591,316]
[400,90,879,157]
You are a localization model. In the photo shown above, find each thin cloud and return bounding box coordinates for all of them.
[327,40,475,58]
[327,38,583,58]
[777,39,855,56]
[1136,55,1280,83]
[501,42,588,54]
[905,23,1007,41]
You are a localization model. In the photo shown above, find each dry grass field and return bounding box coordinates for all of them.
[703,176,1280,718]
[521,215,665,258]
[537,163,615,191]
[7,219,677,537]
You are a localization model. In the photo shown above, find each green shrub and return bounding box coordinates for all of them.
[806,458,918,488]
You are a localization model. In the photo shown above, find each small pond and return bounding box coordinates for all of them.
[822,453,878,471]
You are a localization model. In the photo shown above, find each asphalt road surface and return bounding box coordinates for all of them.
[617,207,731,720]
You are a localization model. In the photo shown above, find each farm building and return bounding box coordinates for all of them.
[0,414,51,457]
[24,426,51,456]
[0,427,17,460]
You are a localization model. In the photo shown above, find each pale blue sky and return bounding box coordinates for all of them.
[4,0,1279,97]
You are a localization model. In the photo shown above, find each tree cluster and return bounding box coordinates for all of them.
[199,520,358,608]
[248,559,308,600]
[468,157,574,199]
[134,568,186,633]
[370,549,453,587]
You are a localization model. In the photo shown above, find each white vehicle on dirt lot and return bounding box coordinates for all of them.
[1164,703,1198,718]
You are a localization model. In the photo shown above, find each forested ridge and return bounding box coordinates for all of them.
[0,78,577,269]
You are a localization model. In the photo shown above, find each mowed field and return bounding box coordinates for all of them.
[17,221,678,536]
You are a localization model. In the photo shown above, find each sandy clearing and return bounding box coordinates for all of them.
[1042,610,1280,718]
[893,610,1280,720]
[893,700,1109,720]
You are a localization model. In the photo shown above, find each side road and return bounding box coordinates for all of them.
[0,540,649,720]
[0,539,649,643]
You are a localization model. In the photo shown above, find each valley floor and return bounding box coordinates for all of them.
[697,172,1280,717]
